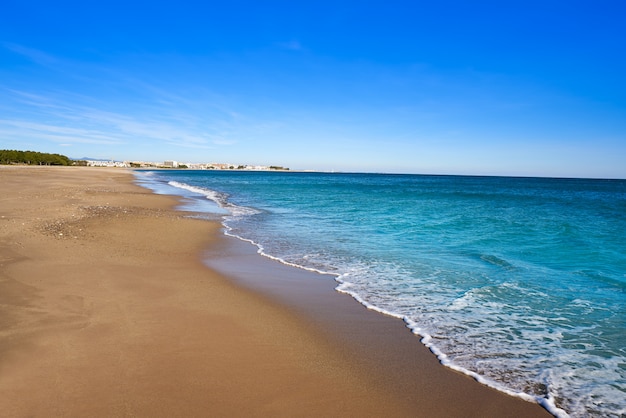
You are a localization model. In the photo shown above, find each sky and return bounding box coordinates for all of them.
[1,1,625,178]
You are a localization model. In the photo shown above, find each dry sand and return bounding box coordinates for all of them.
[0,166,551,417]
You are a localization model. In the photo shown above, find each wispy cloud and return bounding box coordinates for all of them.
[0,84,250,152]
[0,46,296,160]
[0,119,123,145]
[2,42,59,66]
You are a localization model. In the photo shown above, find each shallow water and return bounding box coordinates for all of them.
[137,170,626,417]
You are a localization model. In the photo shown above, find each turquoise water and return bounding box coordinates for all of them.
[137,171,626,417]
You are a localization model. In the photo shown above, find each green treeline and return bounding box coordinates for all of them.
[0,150,73,166]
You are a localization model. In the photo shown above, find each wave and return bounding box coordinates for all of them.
[167,181,260,217]
[334,280,569,418]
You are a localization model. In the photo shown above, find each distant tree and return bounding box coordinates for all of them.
[24,150,37,164]
[0,149,72,165]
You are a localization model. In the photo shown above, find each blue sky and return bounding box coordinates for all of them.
[1,1,625,177]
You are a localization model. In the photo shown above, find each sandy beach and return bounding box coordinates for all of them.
[0,166,551,417]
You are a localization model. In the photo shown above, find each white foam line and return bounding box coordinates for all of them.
[222,227,570,417]
[334,275,569,418]
[168,180,225,204]
[167,181,261,217]
[223,227,337,277]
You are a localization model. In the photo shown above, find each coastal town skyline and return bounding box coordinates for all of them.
[1,1,625,178]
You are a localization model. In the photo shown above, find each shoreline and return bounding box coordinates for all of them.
[205,222,555,418]
[0,166,551,417]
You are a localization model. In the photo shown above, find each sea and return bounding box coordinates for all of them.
[135,170,626,418]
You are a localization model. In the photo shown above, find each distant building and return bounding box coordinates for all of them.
[85,159,288,170]
[86,160,129,168]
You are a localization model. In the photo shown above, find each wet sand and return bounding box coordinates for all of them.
[0,166,551,417]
